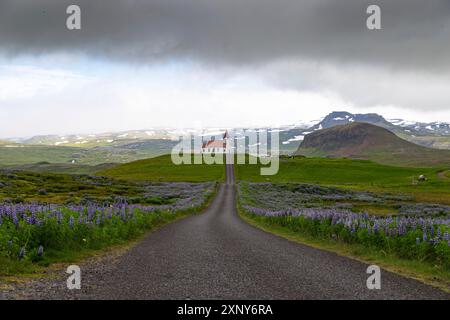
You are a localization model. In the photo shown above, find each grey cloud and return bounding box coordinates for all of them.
[1,0,449,71]
[1,0,450,113]
[262,61,450,111]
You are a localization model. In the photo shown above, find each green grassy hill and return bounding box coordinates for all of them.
[5,162,116,175]
[296,122,450,167]
[98,154,225,182]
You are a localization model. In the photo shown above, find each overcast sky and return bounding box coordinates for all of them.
[1,0,450,137]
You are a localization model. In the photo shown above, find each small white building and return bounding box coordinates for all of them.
[201,131,231,154]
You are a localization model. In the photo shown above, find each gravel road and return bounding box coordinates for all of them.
[3,164,449,299]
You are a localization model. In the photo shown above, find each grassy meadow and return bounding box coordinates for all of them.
[235,156,450,204]
[99,154,225,182]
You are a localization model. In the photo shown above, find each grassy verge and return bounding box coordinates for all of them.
[238,208,450,293]
[0,182,219,278]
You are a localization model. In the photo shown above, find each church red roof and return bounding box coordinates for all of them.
[202,140,226,148]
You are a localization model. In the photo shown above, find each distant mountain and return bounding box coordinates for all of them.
[309,111,392,131]
[296,122,450,167]
[278,111,398,151]
[388,118,450,136]
[279,111,450,151]
[309,111,450,137]
[12,129,175,147]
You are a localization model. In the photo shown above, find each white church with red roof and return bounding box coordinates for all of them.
[201,131,230,154]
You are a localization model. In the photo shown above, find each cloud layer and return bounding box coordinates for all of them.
[1,0,449,70]
[0,0,449,121]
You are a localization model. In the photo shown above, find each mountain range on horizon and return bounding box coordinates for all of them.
[4,110,450,147]
[1,110,450,169]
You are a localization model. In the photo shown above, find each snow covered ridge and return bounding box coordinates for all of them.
[388,119,450,134]
[282,135,305,145]
[388,119,418,127]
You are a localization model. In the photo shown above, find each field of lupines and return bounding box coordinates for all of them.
[0,172,216,273]
[238,182,450,269]
[239,182,450,216]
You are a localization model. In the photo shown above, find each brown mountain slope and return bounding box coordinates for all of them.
[295,122,450,167]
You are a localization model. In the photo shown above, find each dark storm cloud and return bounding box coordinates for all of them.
[2,0,450,113]
[1,0,450,71]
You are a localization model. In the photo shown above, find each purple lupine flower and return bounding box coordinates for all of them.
[12,212,19,227]
[423,233,428,242]
[373,223,379,233]
[69,216,75,228]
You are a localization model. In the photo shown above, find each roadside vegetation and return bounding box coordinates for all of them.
[240,211,450,291]
[0,155,223,276]
[236,157,450,290]
[0,182,216,276]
